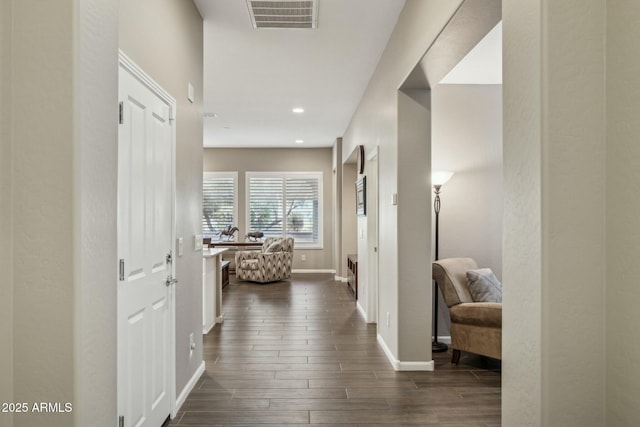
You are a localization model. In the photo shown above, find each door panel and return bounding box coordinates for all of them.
[127,309,146,427]
[151,297,168,410]
[118,63,173,427]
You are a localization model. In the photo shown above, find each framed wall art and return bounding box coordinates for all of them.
[356,176,366,216]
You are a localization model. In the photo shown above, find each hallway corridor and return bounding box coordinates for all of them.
[170,273,501,426]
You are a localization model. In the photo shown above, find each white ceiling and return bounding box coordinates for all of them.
[194,0,406,148]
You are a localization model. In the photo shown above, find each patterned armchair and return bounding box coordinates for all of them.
[235,237,294,283]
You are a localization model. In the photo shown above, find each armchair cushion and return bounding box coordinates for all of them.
[466,268,502,303]
[449,302,502,328]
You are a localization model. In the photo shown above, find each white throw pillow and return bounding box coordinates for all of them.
[466,268,502,303]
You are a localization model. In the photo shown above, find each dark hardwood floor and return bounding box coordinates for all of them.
[170,273,501,426]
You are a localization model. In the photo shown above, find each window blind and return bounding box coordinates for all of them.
[248,176,284,236]
[247,172,322,248]
[202,172,237,240]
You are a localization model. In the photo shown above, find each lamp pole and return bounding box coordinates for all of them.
[432,183,448,352]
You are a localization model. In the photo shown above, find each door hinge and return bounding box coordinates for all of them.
[118,101,124,124]
[119,415,124,427]
[119,259,125,281]
[166,251,173,265]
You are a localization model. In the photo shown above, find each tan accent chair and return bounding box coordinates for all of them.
[235,237,294,283]
[432,258,502,364]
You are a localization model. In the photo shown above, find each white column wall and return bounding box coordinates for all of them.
[74,0,119,425]
[333,139,343,277]
[606,2,640,425]
[503,0,606,425]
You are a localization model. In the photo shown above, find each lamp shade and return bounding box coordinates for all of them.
[432,171,454,187]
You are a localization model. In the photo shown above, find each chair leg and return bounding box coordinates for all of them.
[451,349,461,365]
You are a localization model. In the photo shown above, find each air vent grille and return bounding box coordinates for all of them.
[246,0,318,29]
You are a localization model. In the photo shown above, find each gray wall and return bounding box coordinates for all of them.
[0,1,14,426]
[119,0,205,404]
[431,83,503,336]
[3,0,204,424]
[3,0,119,426]
[342,0,464,361]
[432,84,503,276]
[11,3,76,425]
[431,84,503,336]
[203,147,334,270]
[396,90,432,362]
[341,163,357,277]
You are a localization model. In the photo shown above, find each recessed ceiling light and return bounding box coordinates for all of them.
[295,139,304,144]
[292,108,305,114]
[203,112,218,118]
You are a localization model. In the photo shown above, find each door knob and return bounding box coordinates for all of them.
[165,276,178,287]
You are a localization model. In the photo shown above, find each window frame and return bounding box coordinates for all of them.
[202,171,238,241]
[245,171,323,249]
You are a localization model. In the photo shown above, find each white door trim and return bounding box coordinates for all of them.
[367,147,379,325]
[118,50,178,419]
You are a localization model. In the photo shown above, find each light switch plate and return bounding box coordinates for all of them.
[392,193,398,205]
[194,234,203,251]
[177,237,184,257]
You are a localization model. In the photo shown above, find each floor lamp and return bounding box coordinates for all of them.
[432,171,454,352]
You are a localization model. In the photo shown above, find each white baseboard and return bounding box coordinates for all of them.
[437,336,451,345]
[377,334,435,371]
[398,360,434,371]
[291,269,336,274]
[356,301,367,320]
[202,322,215,335]
[175,360,205,414]
[376,334,396,369]
[334,276,348,283]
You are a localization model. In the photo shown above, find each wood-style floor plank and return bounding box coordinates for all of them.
[169,273,501,426]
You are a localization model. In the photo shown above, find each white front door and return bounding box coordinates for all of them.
[117,59,175,427]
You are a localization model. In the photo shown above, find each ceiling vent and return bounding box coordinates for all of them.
[246,0,319,29]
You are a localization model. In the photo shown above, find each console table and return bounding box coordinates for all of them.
[221,260,230,288]
[202,248,227,333]
[210,242,264,248]
[210,242,263,273]
[347,254,358,299]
